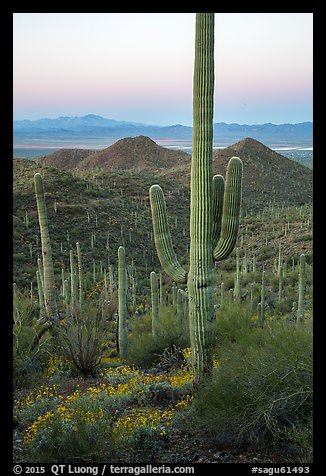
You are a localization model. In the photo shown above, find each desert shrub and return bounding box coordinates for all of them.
[126,332,163,369]
[214,303,254,348]
[17,383,133,463]
[155,345,186,372]
[57,302,107,377]
[13,287,53,387]
[126,306,190,369]
[135,381,183,407]
[188,318,312,460]
[114,425,163,462]
[23,398,115,463]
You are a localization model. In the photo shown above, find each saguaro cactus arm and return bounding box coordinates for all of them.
[149,184,187,284]
[212,174,224,249]
[213,157,243,261]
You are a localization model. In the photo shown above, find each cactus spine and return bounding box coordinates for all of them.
[34,173,58,325]
[118,246,128,358]
[150,271,159,339]
[149,14,242,385]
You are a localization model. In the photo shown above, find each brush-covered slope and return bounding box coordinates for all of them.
[212,138,313,207]
[73,135,191,172]
[37,148,96,171]
[13,143,313,290]
[155,137,313,208]
[37,135,312,210]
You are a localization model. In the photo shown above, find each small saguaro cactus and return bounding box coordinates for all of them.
[149,13,243,386]
[150,271,159,339]
[177,288,186,324]
[259,270,266,327]
[34,173,59,326]
[296,254,306,325]
[76,242,83,309]
[69,249,78,316]
[234,247,241,302]
[220,282,225,308]
[118,246,128,358]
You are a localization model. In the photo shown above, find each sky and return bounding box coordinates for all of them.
[13,13,313,126]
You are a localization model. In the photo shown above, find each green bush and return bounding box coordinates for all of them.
[13,287,53,387]
[115,426,163,462]
[126,306,190,369]
[188,315,312,461]
[24,407,115,463]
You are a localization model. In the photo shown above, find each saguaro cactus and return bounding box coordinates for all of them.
[296,253,306,325]
[76,242,83,309]
[34,173,59,325]
[118,246,128,358]
[69,250,78,316]
[150,271,159,339]
[234,247,241,302]
[259,270,266,327]
[149,13,243,385]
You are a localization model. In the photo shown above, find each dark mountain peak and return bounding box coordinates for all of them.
[115,135,157,147]
[228,137,270,153]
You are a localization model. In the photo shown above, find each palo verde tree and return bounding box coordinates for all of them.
[149,13,243,386]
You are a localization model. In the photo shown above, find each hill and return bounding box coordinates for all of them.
[212,138,313,207]
[73,135,191,172]
[37,148,96,171]
[13,155,313,291]
[35,136,312,209]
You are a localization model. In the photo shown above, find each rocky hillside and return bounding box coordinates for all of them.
[212,138,313,208]
[37,148,96,171]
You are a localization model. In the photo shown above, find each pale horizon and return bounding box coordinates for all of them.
[13,13,313,126]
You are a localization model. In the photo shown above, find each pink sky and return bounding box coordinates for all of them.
[13,13,313,125]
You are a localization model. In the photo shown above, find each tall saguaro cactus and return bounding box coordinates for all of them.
[149,13,243,386]
[34,173,59,325]
[118,246,128,358]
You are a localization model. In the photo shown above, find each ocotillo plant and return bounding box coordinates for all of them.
[118,246,128,358]
[150,271,159,339]
[34,173,59,326]
[149,13,243,385]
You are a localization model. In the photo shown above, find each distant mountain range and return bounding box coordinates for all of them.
[14,114,313,147]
